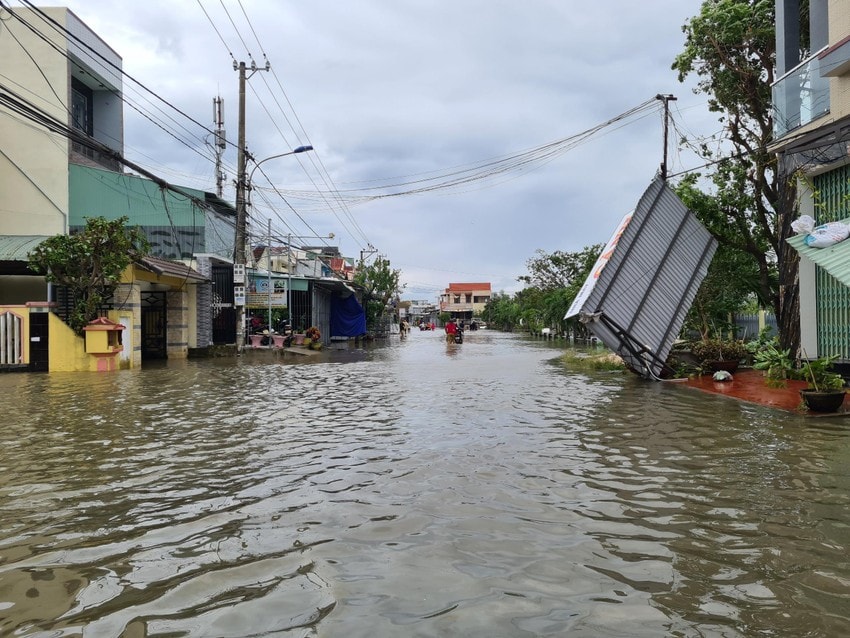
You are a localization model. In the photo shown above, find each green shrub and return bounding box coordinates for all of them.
[690,338,748,363]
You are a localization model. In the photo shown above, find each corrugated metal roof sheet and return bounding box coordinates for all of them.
[137,256,207,282]
[566,177,717,379]
[0,235,50,261]
[787,224,850,286]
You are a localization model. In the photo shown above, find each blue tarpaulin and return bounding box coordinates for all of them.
[330,294,366,337]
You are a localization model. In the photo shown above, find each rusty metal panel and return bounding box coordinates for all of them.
[566,177,717,379]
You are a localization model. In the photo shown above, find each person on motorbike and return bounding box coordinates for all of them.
[445,318,458,344]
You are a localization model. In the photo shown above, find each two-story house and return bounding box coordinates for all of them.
[439,283,491,323]
[772,0,850,362]
[0,6,232,369]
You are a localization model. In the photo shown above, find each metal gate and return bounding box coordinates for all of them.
[289,289,312,333]
[211,265,236,344]
[28,312,48,372]
[814,166,850,360]
[141,291,167,360]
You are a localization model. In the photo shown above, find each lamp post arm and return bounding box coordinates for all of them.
[248,145,313,184]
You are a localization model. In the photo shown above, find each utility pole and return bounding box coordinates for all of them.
[233,58,269,350]
[359,243,377,266]
[656,94,677,181]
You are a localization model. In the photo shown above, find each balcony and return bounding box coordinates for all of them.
[772,50,830,139]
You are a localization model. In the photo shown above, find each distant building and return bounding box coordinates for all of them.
[407,299,438,325]
[439,283,491,321]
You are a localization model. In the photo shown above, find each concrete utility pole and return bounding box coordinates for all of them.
[233,58,269,350]
[359,243,377,266]
[656,94,677,181]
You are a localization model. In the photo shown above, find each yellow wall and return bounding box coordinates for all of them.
[48,314,129,372]
[48,313,89,371]
[3,264,198,371]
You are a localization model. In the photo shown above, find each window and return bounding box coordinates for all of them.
[71,78,93,135]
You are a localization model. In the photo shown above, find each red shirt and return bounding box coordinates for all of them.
[445,322,457,335]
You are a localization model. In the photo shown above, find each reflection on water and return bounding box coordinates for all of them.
[1,331,849,636]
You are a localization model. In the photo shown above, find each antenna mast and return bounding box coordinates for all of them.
[213,96,226,197]
[656,94,677,181]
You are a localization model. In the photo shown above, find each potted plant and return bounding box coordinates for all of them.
[305,326,322,350]
[752,341,795,387]
[292,325,307,345]
[797,355,846,412]
[691,337,749,373]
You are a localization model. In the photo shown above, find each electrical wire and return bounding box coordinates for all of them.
[253,98,661,208]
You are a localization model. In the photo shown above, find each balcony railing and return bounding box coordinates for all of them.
[772,49,830,139]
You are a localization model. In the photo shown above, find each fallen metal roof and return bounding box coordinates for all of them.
[566,176,717,380]
[787,223,850,286]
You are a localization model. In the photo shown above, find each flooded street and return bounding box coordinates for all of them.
[2,330,849,637]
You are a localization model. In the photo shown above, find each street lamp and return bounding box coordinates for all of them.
[248,145,313,185]
[235,144,313,349]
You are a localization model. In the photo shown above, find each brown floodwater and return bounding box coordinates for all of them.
[1,330,849,637]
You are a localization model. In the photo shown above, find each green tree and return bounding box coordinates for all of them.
[518,245,603,291]
[675,175,767,338]
[516,245,603,337]
[353,256,404,331]
[28,216,149,335]
[482,292,520,331]
[673,0,800,352]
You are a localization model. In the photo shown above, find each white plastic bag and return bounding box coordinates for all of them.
[791,214,815,235]
[804,222,850,248]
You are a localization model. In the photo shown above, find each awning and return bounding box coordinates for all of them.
[0,235,51,261]
[313,277,358,297]
[787,222,850,287]
[137,256,207,282]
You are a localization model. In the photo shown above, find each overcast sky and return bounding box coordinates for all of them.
[40,1,718,300]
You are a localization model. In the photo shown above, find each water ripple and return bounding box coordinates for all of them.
[1,333,849,636]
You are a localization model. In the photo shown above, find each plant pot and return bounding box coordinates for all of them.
[707,360,739,373]
[799,389,847,413]
[272,335,285,348]
[249,334,263,348]
[292,333,306,346]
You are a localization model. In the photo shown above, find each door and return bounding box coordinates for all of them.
[211,265,236,344]
[29,312,48,372]
[141,291,167,360]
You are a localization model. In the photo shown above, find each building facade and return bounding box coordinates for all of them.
[772,0,850,361]
[0,7,215,369]
[439,283,491,321]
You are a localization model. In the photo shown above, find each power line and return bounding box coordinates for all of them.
[255,98,661,206]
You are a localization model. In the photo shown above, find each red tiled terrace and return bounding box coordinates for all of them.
[680,368,850,416]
